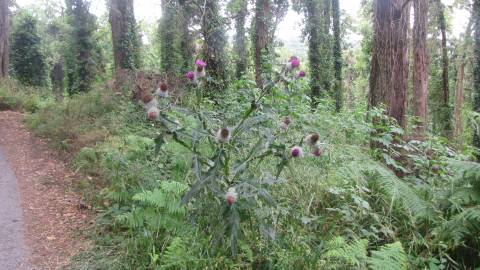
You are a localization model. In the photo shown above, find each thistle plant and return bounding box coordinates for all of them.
[139,57,325,256]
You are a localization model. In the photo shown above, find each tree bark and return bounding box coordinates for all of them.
[412,0,429,139]
[472,0,480,160]
[305,0,322,99]
[332,0,342,112]
[369,0,409,129]
[202,0,228,89]
[109,0,139,70]
[453,19,473,140]
[234,0,248,78]
[254,0,270,88]
[0,0,9,78]
[436,0,449,105]
[51,61,64,100]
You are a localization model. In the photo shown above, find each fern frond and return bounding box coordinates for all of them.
[368,242,408,270]
[370,164,436,221]
[324,236,369,267]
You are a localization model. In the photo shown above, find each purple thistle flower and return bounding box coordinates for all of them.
[291,146,303,158]
[186,71,195,81]
[298,70,306,78]
[291,59,300,69]
[196,59,207,68]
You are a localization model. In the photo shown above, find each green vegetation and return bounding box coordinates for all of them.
[1,0,479,269]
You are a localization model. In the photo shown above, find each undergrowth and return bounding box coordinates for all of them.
[15,75,480,269]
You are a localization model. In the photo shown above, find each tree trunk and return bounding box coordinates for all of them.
[369,0,409,129]
[234,0,248,78]
[51,61,64,100]
[0,0,9,78]
[453,20,473,140]
[321,0,333,94]
[472,0,480,160]
[436,0,449,105]
[412,0,429,139]
[202,0,228,89]
[435,0,452,137]
[305,0,322,100]
[254,0,270,89]
[109,0,139,70]
[332,0,342,112]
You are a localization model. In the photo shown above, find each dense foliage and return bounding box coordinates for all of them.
[11,12,46,86]
[1,0,480,269]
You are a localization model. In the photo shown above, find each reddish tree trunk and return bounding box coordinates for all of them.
[412,0,429,139]
[370,0,410,129]
[436,0,449,105]
[0,0,9,78]
[454,20,473,139]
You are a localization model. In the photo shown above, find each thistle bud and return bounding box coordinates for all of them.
[142,93,158,109]
[313,146,324,157]
[291,146,303,158]
[147,107,160,121]
[281,117,291,131]
[226,187,238,206]
[156,82,169,98]
[298,70,306,78]
[305,133,320,147]
[216,128,231,143]
[141,92,153,104]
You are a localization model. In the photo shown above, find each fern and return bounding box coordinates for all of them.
[323,236,369,268]
[434,206,480,246]
[368,242,408,270]
[158,237,198,270]
[369,162,436,222]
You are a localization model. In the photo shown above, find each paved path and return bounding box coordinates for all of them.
[0,146,29,270]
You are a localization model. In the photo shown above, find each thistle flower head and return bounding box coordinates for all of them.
[298,70,306,78]
[147,107,160,121]
[291,146,303,158]
[141,92,153,104]
[305,133,320,146]
[160,82,168,91]
[281,117,291,130]
[216,127,231,143]
[156,83,169,98]
[196,59,207,68]
[291,58,301,68]
[226,187,238,206]
[186,71,195,81]
[312,146,324,157]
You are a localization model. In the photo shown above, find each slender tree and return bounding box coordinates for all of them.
[109,0,141,71]
[435,0,452,137]
[253,0,271,88]
[159,0,191,75]
[0,0,9,78]
[51,61,64,99]
[304,0,322,100]
[65,0,97,94]
[332,0,342,111]
[321,0,333,94]
[202,0,228,89]
[473,0,480,159]
[453,19,473,139]
[231,0,248,78]
[11,13,46,86]
[412,0,429,139]
[369,0,409,129]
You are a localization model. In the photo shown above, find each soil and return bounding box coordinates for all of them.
[0,111,92,270]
